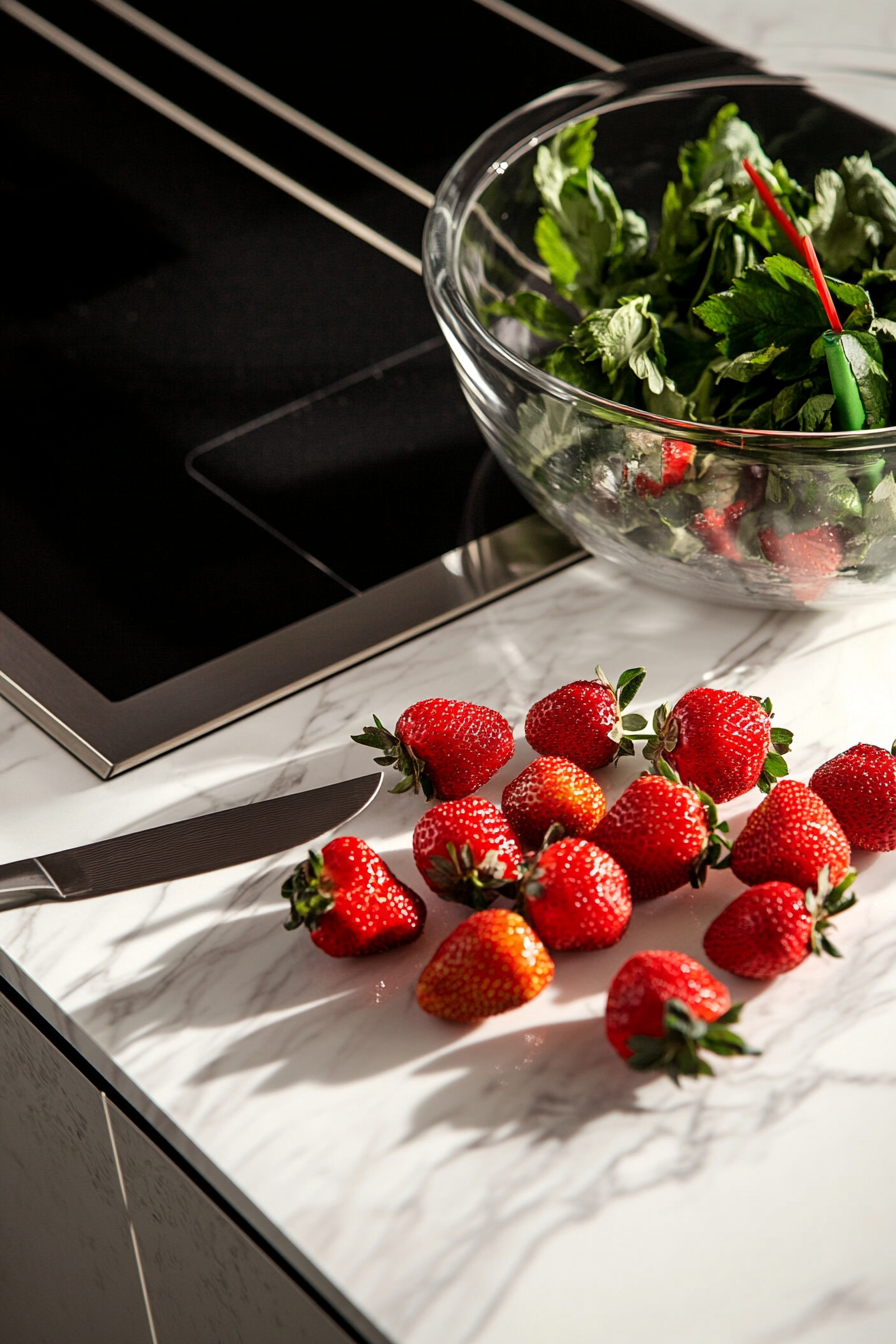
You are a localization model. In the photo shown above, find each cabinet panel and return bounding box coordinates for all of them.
[107,1102,357,1344]
[0,995,153,1344]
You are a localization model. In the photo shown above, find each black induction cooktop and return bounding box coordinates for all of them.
[0,0,710,774]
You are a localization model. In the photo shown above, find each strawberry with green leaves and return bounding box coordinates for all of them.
[416,909,554,1021]
[282,837,426,957]
[605,950,757,1082]
[412,797,521,909]
[593,759,729,900]
[703,867,857,979]
[525,665,647,770]
[729,778,851,892]
[809,742,896,851]
[644,687,793,802]
[517,834,631,951]
[501,756,606,850]
[352,698,514,800]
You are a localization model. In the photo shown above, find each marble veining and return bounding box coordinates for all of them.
[4,552,896,1343]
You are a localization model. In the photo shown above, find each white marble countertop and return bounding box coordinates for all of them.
[5,6,896,1341]
[5,561,896,1344]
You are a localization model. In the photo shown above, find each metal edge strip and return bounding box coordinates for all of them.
[0,517,584,777]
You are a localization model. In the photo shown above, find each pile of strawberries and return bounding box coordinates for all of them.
[281,671,896,1084]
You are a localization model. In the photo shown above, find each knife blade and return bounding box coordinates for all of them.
[0,773,382,912]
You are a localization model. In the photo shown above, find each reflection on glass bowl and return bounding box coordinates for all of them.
[423,68,896,608]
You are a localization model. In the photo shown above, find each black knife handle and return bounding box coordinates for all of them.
[0,859,64,912]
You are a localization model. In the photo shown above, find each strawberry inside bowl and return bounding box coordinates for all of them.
[422,58,896,608]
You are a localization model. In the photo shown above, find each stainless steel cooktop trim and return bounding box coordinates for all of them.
[0,517,583,778]
[87,0,436,207]
[1,0,423,273]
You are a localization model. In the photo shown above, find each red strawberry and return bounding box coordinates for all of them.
[635,438,696,497]
[416,909,554,1021]
[501,756,606,849]
[703,871,858,980]
[352,698,514,800]
[758,525,845,602]
[647,687,793,802]
[729,778,851,892]
[525,665,647,770]
[517,836,631,951]
[809,742,896,851]
[593,762,728,901]
[282,837,426,957]
[412,797,521,909]
[605,950,756,1080]
[691,500,747,561]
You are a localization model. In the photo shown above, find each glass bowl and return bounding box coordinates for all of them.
[423,58,896,608]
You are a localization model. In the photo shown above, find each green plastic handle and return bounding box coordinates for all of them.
[823,330,866,431]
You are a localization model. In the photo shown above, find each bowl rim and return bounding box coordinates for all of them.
[423,69,896,451]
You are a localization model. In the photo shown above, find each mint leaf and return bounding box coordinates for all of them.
[571,295,670,396]
[797,393,836,431]
[533,117,648,310]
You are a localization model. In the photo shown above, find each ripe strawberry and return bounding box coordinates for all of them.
[703,869,858,980]
[758,525,845,602]
[352,698,514,800]
[691,499,747,561]
[605,950,756,1081]
[282,837,426,957]
[416,909,554,1021]
[729,778,851,892]
[635,438,696,497]
[517,836,631,951]
[501,756,606,850]
[593,761,729,901]
[525,665,647,770]
[646,687,793,802]
[809,742,896,851]
[412,797,521,909]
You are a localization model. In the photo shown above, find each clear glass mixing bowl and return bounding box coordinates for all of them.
[423,58,896,608]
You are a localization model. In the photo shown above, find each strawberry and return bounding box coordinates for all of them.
[605,950,756,1081]
[691,499,747,561]
[352,698,514,800]
[282,836,426,957]
[416,909,554,1021]
[635,438,696,497]
[703,869,858,980]
[758,525,845,602]
[809,742,896,851]
[729,778,851,892]
[525,665,647,770]
[593,760,729,901]
[517,836,631,951]
[646,687,793,802]
[501,756,606,850]
[412,797,521,909]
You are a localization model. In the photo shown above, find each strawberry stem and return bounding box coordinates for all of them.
[626,999,758,1084]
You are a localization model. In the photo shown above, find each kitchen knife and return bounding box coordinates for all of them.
[0,773,382,912]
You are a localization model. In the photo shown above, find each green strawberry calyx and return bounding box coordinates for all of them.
[653,756,731,885]
[752,696,794,794]
[597,664,648,761]
[426,842,515,911]
[627,998,759,1084]
[281,851,337,932]
[514,821,566,913]
[351,715,435,800]
[806,864,858,957]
